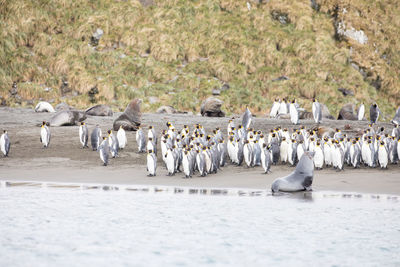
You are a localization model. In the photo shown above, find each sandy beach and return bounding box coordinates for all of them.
[0,107,399,195]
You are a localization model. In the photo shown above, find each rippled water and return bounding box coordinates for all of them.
[0,186,399,267]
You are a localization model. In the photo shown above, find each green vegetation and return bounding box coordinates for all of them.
[1,0,399,119]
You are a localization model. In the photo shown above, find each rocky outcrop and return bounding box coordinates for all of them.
[200,97,225,117]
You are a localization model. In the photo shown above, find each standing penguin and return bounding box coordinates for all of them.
[182,150,192,178]
[243,140,253,167]
[350,140,361,168]
[370,103,380,124]
[289,100,299,125]
[91,125,102,151]
[358,103,365,121]
[0,130,10,157]
[312,98,322,124]
[279,98,289,115]
[40,121,51,148]
[271,142,280,165]
[99,137,109,166]
[280,136,289,163]
[107,130,119,158]
[117,125,127,150]
[146,149,157,176]
[270,99,280,118]
[136,126,146,153]
[378,141,388,169]
[79,122,89,148]
[165,148,176,176]
[314,141,324,170]
[261,144,272,174]
[242,107,252,131]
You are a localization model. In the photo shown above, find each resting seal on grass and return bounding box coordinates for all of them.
[49,110,87,126]
[271,151,315,193]
[113,99,142,131]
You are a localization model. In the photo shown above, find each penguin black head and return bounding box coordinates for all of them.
[148,149,153,153]
[282,136,286,141]
[316,141,321,146]
[380,127,385,132]
[149,137,153,141]
[262,143,267,148]
[166,122,171,127]
[380,141,385,146]
[272,133,276,137]
[81,122,85,125]
[312,98,316,102]
[291,99,296,104]
[3,130,6,133]
[107,130,112,134]
[352,140,357,144]
[260,134,264,138]
[300,125,305,130]
[149,125,153,129]
[42,121,46,126]
[373,103,377,108]
[103,137,107,140]
[216,127,220,131]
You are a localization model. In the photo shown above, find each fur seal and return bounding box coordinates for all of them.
[85,104,113,116]
[49,110,87,126]
[35,101,55,113]
[271,151,315,193]
[113,99,142,131]
[338,103,357,120]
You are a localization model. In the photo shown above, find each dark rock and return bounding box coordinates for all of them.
[85,104,113,116]
[156,106,177,114]
[212,89,221,95]
[138,0,154,7]
[310,0,320,11]
[272,76,289,82]
[60,79,71,95]
[91,28,103,46]
[113,99,142,131]
[271,10,290,24]
[9,82,18,95]
[200,97,225,117]
[337,103,357,120]
[88,85,99,103]
[220,83,230,91]
[55,102,72,111]
[370,75,382,90]
[49,110,87,126]
[338,88,354,96]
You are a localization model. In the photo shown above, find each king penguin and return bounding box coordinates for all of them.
[270,99,280,118]
[314,141,324,170]
[0,130,10,157]
[378,141,388,169]
[146,149,157,176]
[79,122,89,148]
[107,130,119,158]
[358,103,365,121]
[289,99,299,125]
[40,121,51,148]
[99,137,110,166]
[370,103,380,124]
[91,125,102,151]
[117,125,127,150]
[312,98,322,124]
[242,107,252,131]
[136,126,146,153]
[261,143,272,174]
[182,150,192,178]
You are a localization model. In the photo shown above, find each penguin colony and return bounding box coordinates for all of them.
[0,103,399,178]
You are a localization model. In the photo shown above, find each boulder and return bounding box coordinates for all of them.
[156,106,177,114]
[55,102,72,111]
[200,97,225,117]
[337,103,357,120]
[113,99,142,131]
[85,104,113,116]
[49,110,87,126]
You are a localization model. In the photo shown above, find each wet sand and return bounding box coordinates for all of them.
[0,107,399,195]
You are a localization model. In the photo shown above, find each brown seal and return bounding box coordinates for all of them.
[85,104,113,116]
[113,99,142,131]
[337,103,357,120]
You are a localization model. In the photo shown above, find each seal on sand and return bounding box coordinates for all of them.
[271,151,315,193]
[85,104,113,116]
[49,110,87,126]
[35,101,55,113]
[113,99,142,131]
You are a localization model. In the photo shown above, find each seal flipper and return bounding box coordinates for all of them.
[302,175,313,188]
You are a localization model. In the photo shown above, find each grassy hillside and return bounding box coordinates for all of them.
[1,0,399,119]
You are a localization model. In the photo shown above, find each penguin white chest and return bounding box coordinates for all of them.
[378,146,388,168]
[147,154,155,175]
[314,147,324,168]
[182,156,190,176]
[0,135,5,155]
[41,128,48,146]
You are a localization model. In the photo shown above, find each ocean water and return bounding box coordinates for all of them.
[0,185,399,267]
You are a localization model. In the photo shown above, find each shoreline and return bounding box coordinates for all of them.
[1,107,400,196]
